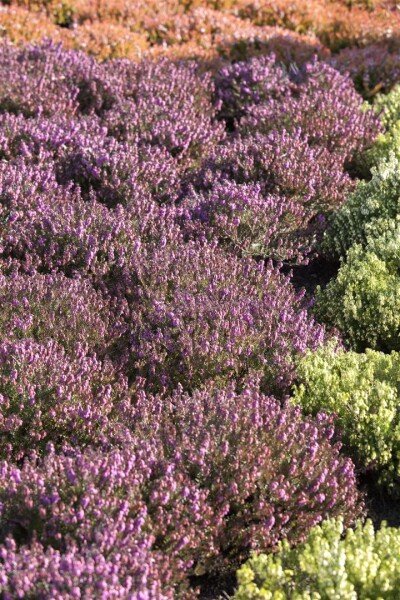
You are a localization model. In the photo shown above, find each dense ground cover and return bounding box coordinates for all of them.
[0,2,400,598]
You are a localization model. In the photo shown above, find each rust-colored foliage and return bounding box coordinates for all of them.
[0,0,398,80]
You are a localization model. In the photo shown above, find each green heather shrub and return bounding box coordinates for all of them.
[365,217,400,266]
[314,243,400,352]
[233,518,400,600]
[362,86,400,169]
[321,152,400,259]
[374,84,400,130]
[365,120,400,168]
[293,342,400,489]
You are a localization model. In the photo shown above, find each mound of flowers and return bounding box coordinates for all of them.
[0,32,394,598]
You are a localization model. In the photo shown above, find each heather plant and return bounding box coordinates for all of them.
[72,21,150,61]
[235,0,400,52]
[0,40,118,117]
[0,160,178,284]
[146,8,329,67]
[192,130,354,230]
[0,153,66,208]
[365,120,400,168]
[3,0,400,64]
[0,385,361,594]
[314,243,400,352]
[334,43,400,96]
[294,342,400,490]
[238,60,380,161]
[0,271,127,360]
[0,177,326,393]
[316,214,400,352]
[0,41,77,117]
[0,4,65,48]
[214,23,329,66]
[374,84,400,129]
[56,135,180,206]
[321,152,400,259]
[0,539,171,600]
[1,154,326,399]
[0,154,325,397]
[0,115,180,205]
[125,234,326,393]
[0,173,127,277]
[103,58,225,163]
[0,445,190,598]
[234,518,400,600]
[361,86,400,167]
[129,384,361,573]
[181,180,309,261]
[214,53,292,120]
[0,338,128,461]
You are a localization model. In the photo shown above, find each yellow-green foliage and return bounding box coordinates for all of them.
[366,84,400,166]
[233,518,400,600]
[315,241,400,352]
[321,152,400,259]
[365,120,400,167]
[365,217,400,267]
[294,343,400,487]
[374,84,400,130]
[324,83,400,258]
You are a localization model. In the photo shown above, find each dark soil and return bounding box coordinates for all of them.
[195,572,236,600]
[283,254,340,297]
[360,472,400,528]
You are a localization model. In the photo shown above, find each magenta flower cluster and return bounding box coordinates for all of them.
[0,39,378,597]
[216,55,380,161]
[0,386,361,598]
[188,129,356,260]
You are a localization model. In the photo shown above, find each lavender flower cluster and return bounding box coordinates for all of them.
[0,40,379,597]
[0,387,361,598]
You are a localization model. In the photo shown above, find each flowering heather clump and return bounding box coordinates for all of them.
[103,58,225,163]
[0,160,178,283]
[215,54,292,120]
[130,384,362,572]
[0,338,128,461]
[0,40,117,117]
[0,271,127,360]
[192,130,354,226]
[0,446,185,598]
[334,43,400,97]
[125,234,326,394]
[181,181,309,261]
[0,385,361,595]
[183,129,354,262]
[0,539,170,600]
[0,154,66,208]
[0,168,125,277]
[0,165,326,393]
[0,115,180,205]
[218,57,381,161]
